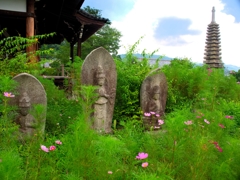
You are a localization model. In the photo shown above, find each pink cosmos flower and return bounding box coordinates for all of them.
[40,145,49,152]
[216,145,223,152]
[55,140,62,145]
[142,162,148,168]
[218,124,225,128]
[136,152,148,160]
[108,171,113,174]
[211,141,219,146]
[144,112,151,117]
[211,141,223,152]
[184,120,193,125]
[158,119,164,125]
[150,111,155,115]
[3,92,15,98]
[155,114,160,117]
[225,115,233,119]
[204,119,210,124]
[49,145,56,151]
[207,68,212,76]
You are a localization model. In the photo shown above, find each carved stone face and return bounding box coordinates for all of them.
[151,85,160,100]
[19,106,30,116]
[153,93,160,100]
[19,92,31,116]
[97,77,105,86]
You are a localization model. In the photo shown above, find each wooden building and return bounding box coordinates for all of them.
[0,0,110,61]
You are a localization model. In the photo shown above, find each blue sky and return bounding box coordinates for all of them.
[82,0,240,66]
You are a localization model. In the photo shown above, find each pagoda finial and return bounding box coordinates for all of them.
[211,6,215,23]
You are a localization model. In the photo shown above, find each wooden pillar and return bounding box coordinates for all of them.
[70,43,74,63]
[77,37,82,58]
[77,24,84,58]
[26,0,37,63]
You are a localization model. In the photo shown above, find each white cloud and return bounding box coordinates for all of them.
[112,0,240,66]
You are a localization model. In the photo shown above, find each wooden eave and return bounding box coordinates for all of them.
[75,11,108,26]
[74,10,109,42]
[0,9,30,19]
[0,0,109,45]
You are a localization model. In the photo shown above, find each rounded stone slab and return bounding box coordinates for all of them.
[81,47,117,133]
[11,73,47,106]
[140,73,168,116]
[81,47,117,86]
[9,73,47,138]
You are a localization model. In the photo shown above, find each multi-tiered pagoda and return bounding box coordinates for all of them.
[203,7,223,68]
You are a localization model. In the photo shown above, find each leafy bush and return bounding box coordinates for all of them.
[38,77,82,136]
[1,34,240,179]
[114,39,159,125]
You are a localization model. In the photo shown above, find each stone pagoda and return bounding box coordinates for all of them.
[203,7,223,68]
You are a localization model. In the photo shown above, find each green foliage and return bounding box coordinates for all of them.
[231,69,240,82]
[161,58,240,112]
[0,53,30,76]
[81,25,122,58]
[161,107,240,180]
[54,40,72,65]
[81,6,121,59]
[0,29,55,77]
[37,77,82,136]
[160,58,206,112]
[114,38,159,125]
[1,33,240,179]
[0,29,55,59]
[83,6,104,19]
[0,76,19,148]
[0,150,24,179]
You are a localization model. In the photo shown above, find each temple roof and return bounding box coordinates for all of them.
[0,0,110,44]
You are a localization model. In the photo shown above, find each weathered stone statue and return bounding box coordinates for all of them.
[94,65,109,130]
[9,73,47,139]
[147,85,162,114]
[140,72,167,130]
[81,47,117,133]
[16,92,36,135]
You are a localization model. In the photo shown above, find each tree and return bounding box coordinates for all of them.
[81,6,122,59]
[231,70,240,82]
[83,6,102,18]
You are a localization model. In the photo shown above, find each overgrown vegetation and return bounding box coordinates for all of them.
[0,31,240,180]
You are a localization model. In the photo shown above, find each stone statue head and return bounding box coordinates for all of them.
[19,92,31,116]
[151,85,160,100]
[96,65,106,86]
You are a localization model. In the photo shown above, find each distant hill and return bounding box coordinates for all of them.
[224,64,240,72]
[118,54,240,71]
[119,53,173,60]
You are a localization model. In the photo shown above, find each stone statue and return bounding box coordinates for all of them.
[9,73,47,139]
[81,47,117,133]
[147,85,162,115]
[140,72,168,130]
[94,65,109,130]
[16,92,36,136]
